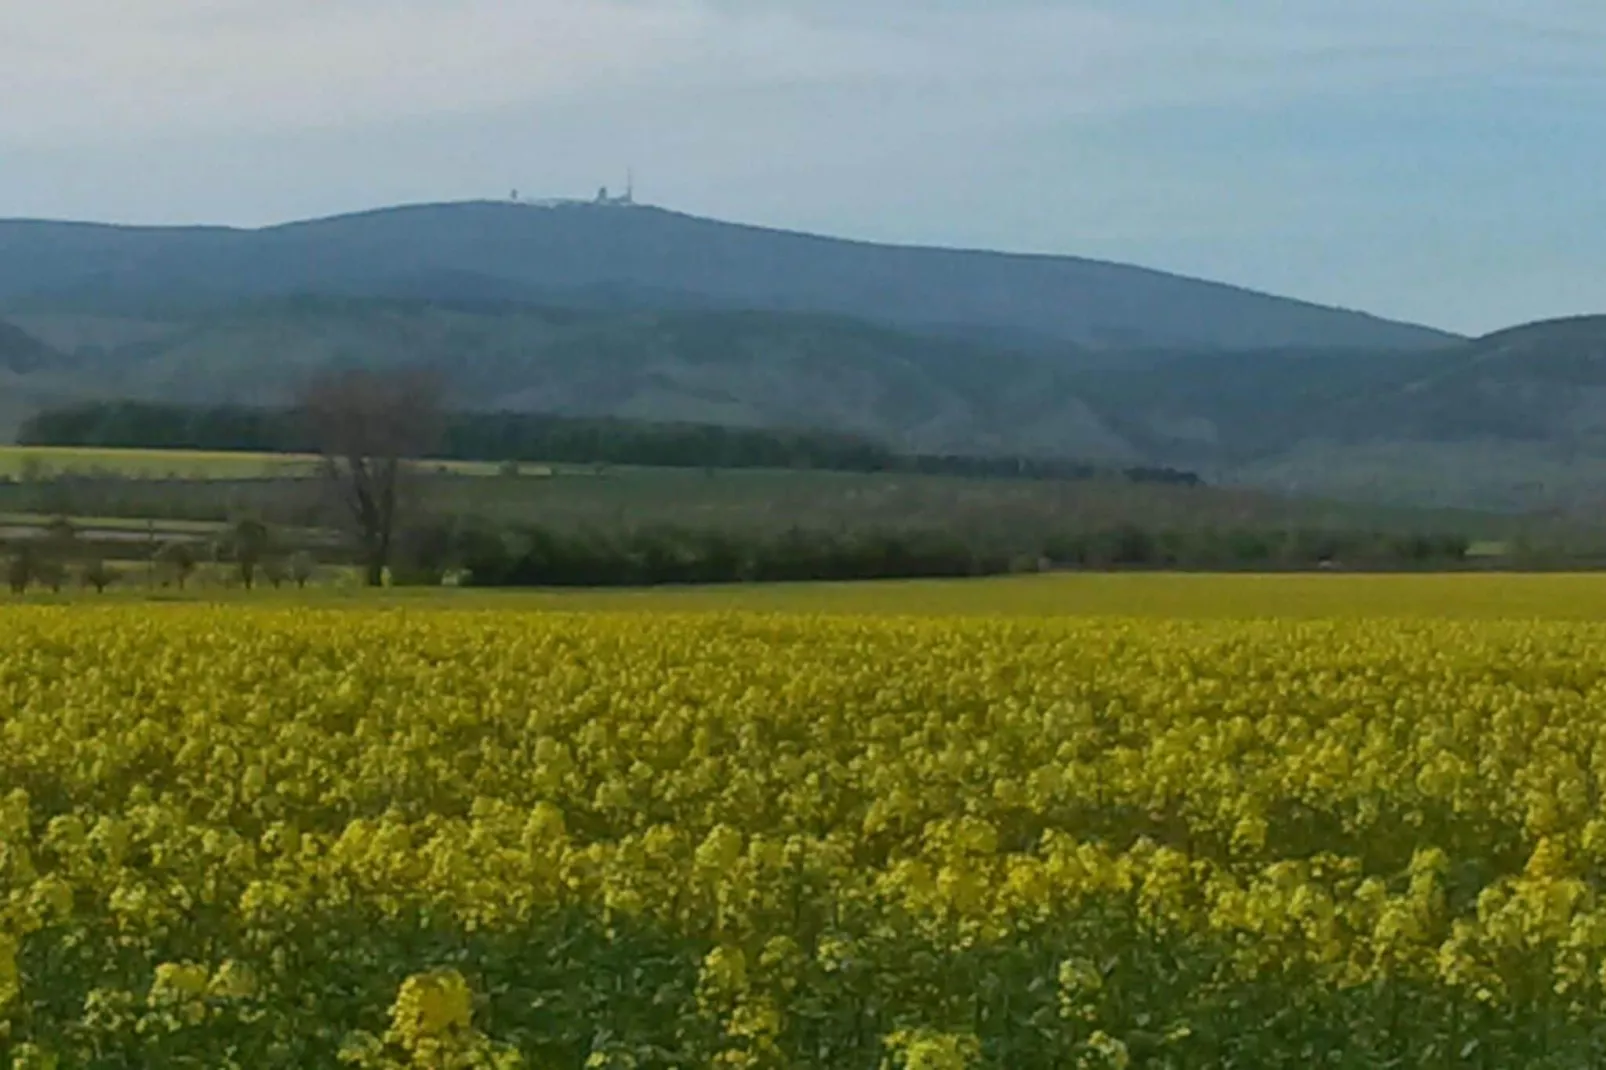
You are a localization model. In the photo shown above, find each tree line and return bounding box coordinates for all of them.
[18,400,1201,485]
[0,514,1482,595]
[382,520,1474,589]
[5,376,1473,592]
[3,516,319,595]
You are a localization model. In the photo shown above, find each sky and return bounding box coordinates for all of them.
[1,0,1603,335]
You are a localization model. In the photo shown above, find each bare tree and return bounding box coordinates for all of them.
[298,367,442,587]
[154,540,198,589]
[222,518,272,590]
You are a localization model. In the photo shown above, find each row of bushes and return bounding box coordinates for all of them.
[2,516,321,594]
[1043,526,1472,568]
[446,527,1011,587]
[415,522,1475,588]
[0,513,1481,594]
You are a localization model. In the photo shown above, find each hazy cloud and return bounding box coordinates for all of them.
[6,0,1601,144]
[1,1,1603,331]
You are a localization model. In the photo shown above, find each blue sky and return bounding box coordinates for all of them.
[1,0,1602,335]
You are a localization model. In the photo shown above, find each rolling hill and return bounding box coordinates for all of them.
[4,300,1605,512]
[2,298,1133,460]
[3,201,1604,513]
[0,200,1456,352]
[1062,316,1606,510]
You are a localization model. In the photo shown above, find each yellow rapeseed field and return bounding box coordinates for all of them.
[2,593,1606,1066]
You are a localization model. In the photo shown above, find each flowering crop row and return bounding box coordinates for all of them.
[3,605,1606,1066]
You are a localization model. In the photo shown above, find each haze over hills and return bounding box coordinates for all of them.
[0,318,67,374]
[2,298,1134,461]
[0,200,1457,352]
[1063,316,1606,511]
[1,201,1604,512]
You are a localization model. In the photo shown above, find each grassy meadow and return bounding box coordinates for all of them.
[0,443,1528,536]
[0,444,1598,591]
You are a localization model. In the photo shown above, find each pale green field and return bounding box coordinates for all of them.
[0,446,319,479]
[70,571,1606,621]
[0,446,539,480]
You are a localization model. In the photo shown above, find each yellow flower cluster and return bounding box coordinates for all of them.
[2,605,1606,1065]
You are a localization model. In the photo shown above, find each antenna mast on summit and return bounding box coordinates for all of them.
[625,167,635,204]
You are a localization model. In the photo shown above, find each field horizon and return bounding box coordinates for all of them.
[11,570,1606,621]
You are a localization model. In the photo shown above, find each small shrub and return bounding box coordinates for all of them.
[289,551,317,589]
[261,557,289,589]
[7,551,34,594]
[154,540,199,589]
[33,558,67,593]
[79,558,116,594]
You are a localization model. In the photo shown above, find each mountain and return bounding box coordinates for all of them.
[6,201,1606,513]
[0,201,1457,352]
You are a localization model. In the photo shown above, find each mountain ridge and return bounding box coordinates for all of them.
[0,200,1458,352]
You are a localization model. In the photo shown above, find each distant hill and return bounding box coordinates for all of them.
[0,200,1457,352]
[5,297,1133,460]
[3,296,1603,511]
[8,201,1606,512]
[1066,316,1606,511]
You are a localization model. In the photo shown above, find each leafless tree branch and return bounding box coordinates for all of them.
[297,366,443,586]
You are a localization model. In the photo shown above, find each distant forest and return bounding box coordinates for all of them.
[19,401,1203,486]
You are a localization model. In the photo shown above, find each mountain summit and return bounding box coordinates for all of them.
[0,200,1456,352]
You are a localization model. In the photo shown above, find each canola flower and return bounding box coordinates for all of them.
[2,604,1606,1065]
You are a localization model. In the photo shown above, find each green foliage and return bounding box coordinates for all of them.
[389,519,461,587]
[458,524,1008,587]
[456,522,1475,588]
[1043,527,1472,569]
